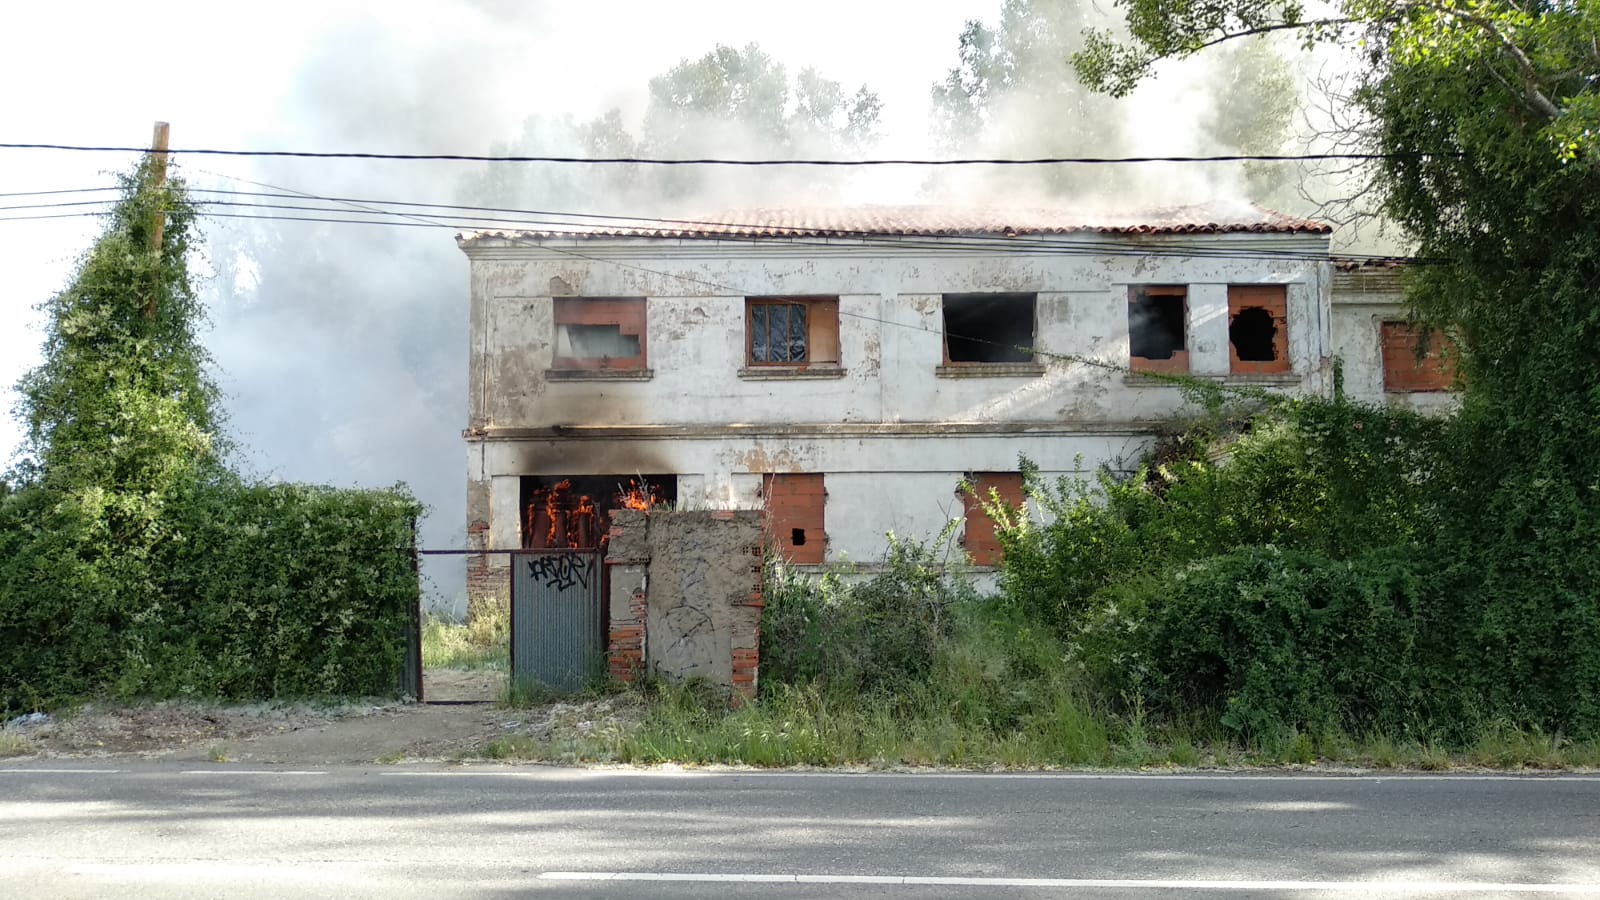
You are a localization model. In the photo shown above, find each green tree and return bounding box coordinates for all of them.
[1072,0,1600,734]
[15,162,220,493]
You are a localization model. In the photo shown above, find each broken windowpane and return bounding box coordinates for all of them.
[1229,307,1278,362]
[942,293,1036,363]
[556,324,641,361]
[1129,287,1186,360]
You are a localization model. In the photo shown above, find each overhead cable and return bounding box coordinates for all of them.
[0,142,1444,165]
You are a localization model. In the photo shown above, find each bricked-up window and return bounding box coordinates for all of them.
[1228,285,1290,374]
[1381,321,1458,392]
[746,297,840,367]
[762,473,825,564]
[942,293,1036,363]
[553,298,646,370]
[962,472,1024,566]
[1129,286,1188,374]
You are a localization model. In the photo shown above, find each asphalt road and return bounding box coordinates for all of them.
[3,762,1600,898]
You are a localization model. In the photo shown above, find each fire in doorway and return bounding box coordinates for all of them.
[520,474,677,550]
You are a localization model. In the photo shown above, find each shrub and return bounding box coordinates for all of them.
[760,536,974,697]
[0,480,421,714]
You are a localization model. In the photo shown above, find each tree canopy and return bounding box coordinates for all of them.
[1072,0,1600,735]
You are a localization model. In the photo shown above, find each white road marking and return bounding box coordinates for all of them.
[177,769,328,776]
[540,872,1600,893]
[0,769,124,775]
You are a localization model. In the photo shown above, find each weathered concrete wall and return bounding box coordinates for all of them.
[1330,267,1459,414]
[462,237,1331,431]
[603,509,764,699]
[460,234,1339,574]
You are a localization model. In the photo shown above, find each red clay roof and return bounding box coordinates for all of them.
[458,203,1331,244]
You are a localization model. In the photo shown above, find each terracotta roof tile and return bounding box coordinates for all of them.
[458,203,1330,244]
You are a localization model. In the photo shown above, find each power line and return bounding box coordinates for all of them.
[0,187,119,198]
[0,142,1439,165]
[0,192,1426,265]
[0,173,1430,265]
[0,175,1405,393]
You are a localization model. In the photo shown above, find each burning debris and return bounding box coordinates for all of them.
[521,475,675,550]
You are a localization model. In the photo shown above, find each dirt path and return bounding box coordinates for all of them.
[4,693,639,765]
[423,667,506,703]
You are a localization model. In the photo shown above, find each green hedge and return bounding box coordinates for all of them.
[0,480,421,714]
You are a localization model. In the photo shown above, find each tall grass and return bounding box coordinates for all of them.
[421,597,508,671]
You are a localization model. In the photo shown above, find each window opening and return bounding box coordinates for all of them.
[746,297,839,367]
[519,474,677,550]
[552,298,646,370]
[1229,307,1277,362]
[942,293,1036,363]
[962,472,1024,566]
[1381,321,1457,392]
[762,473,825,564]
[1227,285,1289,374]
[557,324,640,361]
[1129,287,1186,361]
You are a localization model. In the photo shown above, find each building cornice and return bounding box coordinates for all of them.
[462,421,1169,442]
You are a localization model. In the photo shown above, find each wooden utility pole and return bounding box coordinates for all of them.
[145,121,170,320]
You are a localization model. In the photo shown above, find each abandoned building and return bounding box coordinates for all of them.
[457,205,1456,616]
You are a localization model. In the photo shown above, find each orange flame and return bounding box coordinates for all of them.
[618,479,663,511]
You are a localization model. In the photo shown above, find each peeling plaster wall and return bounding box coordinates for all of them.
[461,234,1349,565]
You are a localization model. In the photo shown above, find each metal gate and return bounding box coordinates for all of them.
[510,550,605,693]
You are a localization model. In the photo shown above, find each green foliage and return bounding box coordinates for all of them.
[0,161,423,715]
[759,536,975,697]
[994,397,1445,633]
[422,601,509,671]
[0,480,421,712]
[991,392,1600,740]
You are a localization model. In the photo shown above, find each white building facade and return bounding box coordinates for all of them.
[456,206,1447,604]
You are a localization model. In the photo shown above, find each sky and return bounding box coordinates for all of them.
[0,1,1354,613]
[0,0,1015,611]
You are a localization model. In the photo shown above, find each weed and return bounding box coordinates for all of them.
[500,678,557,709]
[207,744,229,763]
[375,750,404,765]
[1166,737,1201,767]
[423,603,509,671]
[0,733,31,758]
[480,737,544,760]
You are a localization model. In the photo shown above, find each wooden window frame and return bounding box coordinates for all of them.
[1129,285,1190,375]
[552,297,647,371]
[745,297,840,368]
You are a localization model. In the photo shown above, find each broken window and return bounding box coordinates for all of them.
[962,472,1024,566]
[1227,285,1290,374]
[1129,286,1188,373]
[762,473,825,564]
[1381,321,1458,392]
[746,297,840,367]
[942,293,1036,363]
[552,298,647,370]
